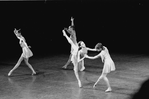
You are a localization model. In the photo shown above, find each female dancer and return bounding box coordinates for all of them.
[8,28,36,76]
[62,29,82,87]
[79,43,115,92]
[77,41,97,71]
[62,17,78,69]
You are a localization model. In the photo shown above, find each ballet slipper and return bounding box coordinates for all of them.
[8,70,13,76]
[32,72,36,75]
[80,66,85,71]
[105,88,112,92]
[8,72,12,76]
[62,66,67,69]
[78,81,82,88]
[93,84,96,88]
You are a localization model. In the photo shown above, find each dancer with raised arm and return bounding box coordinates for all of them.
[78,43,115,92]
[62,17,78,69]
[8,28,36,76]
[77,41,97,71]
[62,29,82,87]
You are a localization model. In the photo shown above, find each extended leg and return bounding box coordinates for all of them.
[24,58,36,75]
[73,61,82,88]
[93,75,103,88]
[8,56,23,76]
[62,54,72,69]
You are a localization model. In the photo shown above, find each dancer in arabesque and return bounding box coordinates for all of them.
[8,28,36,76]
[78,43,115,92]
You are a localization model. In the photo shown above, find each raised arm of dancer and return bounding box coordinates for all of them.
[71,17,74,27]
[14,28,21,34]
[62,30,73,44]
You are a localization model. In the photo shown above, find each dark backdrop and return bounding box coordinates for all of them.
[0,0,148,61]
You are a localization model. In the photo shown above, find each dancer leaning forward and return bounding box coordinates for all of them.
[78,43,116,92]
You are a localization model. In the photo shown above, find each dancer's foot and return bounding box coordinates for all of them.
[93,84,96,88]
[32,72,36,75]
[8,71,12,76]
[62,66,67,69]
[105,87,112,92]
[8,72,11,76]
[78,81,82,88]
[80,66,85,71]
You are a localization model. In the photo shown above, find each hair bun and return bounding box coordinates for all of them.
[95,43,102,50]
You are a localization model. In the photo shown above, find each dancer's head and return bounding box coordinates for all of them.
[95,43,103,51]
[68,26,73,32]
[78,41,86,48]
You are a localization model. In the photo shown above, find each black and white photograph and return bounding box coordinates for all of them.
[0,0,148,99]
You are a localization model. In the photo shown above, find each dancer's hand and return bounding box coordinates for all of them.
[71,17,74,22]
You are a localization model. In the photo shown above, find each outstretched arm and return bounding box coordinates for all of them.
[85,53,101,59]
[85,55,97,59]
[78,54,96,62]
[86,47,97,51]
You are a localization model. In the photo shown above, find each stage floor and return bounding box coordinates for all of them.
[0,54,149,99]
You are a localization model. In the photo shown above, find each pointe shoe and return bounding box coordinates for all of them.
[93,84,96,88]
[105,88,112,92]
[80,67,85,71]
[78,81,82,88]
[62,66,67,69]
[32,72,36,75]
[8,71,12,76]
[8,73,11,76]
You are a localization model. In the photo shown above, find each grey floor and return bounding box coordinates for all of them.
[0,54,148,99]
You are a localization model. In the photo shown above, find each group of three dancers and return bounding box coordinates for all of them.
[8,17,115,92]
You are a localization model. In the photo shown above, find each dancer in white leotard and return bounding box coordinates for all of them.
[79,43,115,92]
[77,41,96,71]
[8,28,36,76]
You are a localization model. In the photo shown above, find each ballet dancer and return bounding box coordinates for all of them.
[62,17,78,69]
[79,43,115,92]
[77,41,97,71]
[8,28,36,76]
[62,29,82,87]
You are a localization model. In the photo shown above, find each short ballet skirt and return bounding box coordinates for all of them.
[102,58,115,74]
[71,53,78,65]
[21,47,33,58]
